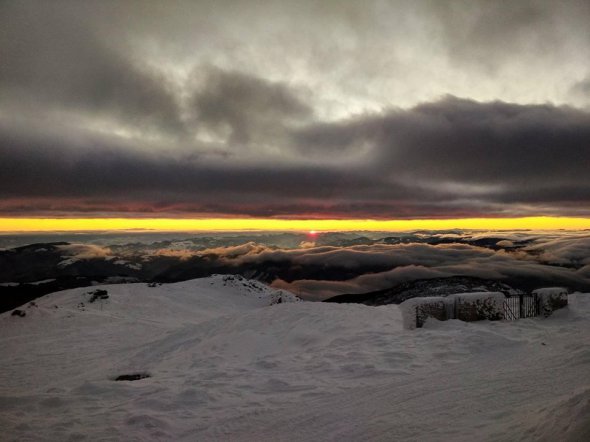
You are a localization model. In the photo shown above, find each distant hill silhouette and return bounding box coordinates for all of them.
[323,276,523,306]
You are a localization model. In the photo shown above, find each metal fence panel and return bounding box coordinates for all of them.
[503,294,539,320]
[416,293,542,326]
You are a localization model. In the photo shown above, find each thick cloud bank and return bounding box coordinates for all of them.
[1,98,590,218]
[3,230,589,300]
[1,1,590,218]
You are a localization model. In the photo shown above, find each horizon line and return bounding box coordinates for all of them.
[1,216,590,233]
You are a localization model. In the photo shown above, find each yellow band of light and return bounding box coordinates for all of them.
[1,217,590,232]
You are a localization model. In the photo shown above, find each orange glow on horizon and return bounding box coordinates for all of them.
[0,217,590,232]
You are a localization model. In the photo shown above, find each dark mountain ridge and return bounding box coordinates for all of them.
[323,276,524,306]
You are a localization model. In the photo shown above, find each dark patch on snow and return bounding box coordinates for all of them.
[115,373,151,382]
[11,309,26,317]
[88,289,109,303]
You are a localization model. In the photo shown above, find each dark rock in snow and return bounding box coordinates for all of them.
[88,289,109,303]
[11,309,26,317]
[115,373,151,381]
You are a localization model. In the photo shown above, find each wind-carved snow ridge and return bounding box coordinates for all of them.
[207,274,301,304]
[0,278,588,441]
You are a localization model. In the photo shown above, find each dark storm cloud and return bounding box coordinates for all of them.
[0,123,368,198]
[2,95,590,217]
[1,1,590,218]
[380,98,590,185]
[291,97,590,213]
[295,97,590,181]
[191,67,312,145]
[1,121,424,217]
[0,2,184,136]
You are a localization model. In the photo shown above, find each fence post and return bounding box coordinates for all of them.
[519,294,524,318]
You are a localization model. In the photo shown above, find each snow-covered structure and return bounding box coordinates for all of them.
[401,292,505,329]
[452,292,505,322]
[399,290,569,329]
[533,287,569,317]
[399,296,448,329]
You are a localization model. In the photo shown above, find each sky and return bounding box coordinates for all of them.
[1,0,590,230]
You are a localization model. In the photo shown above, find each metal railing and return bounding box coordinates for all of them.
[503,294,540,320]
[414,293,542,327]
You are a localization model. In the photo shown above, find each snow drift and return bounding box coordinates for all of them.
[0,276,589,441]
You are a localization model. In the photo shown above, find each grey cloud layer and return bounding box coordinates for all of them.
[0,3,184,136]
[1,1,590,217]
[192,67,313,146]
[293,98,590,206]
[2,97,589,217]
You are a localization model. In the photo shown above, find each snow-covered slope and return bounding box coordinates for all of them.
[0,277,589,441]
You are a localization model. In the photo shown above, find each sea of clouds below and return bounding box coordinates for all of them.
[2,230,590,299]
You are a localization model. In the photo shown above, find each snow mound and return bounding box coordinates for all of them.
[1,275,300,326]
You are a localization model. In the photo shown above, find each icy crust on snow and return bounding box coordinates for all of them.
[0,279,589,441]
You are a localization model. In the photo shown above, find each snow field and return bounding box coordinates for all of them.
[0,276,589,441]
